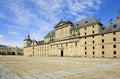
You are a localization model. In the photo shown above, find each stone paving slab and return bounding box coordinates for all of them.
[23,76,36,79]
[0,64,22,79]
[23,62,120,79]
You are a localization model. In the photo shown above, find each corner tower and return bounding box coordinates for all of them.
[24,31,32,47]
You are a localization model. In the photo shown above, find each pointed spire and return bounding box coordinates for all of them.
[27,30,30,39]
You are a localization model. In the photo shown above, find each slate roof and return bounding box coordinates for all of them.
[37,40,44,45]
[101,21,120,33]
[45,16,120,37]
[45,30,55,37]
[24,38,32,41]
[73,16,100,28]
[0,45,7,47]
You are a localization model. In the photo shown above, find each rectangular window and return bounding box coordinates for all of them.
[113,25,117,28]
[85,52,87,55]
[75,42,77,46]
[102,45,104,49]
[85,47,87,50]
[85,42,87,44]
[113,32,116,35]
[93,51,95,55]
[102,39,104,43]
[103,27,105,30]
[93,46,95,49]
[92,31,94,34]
[85,21,88,23]
[113,45,116,48]
[102,51,104,55]
[102,34,104,36]
[92,41,95,44]
[85,32,87,35]
[113,38,116,41]
[113,51,116,54]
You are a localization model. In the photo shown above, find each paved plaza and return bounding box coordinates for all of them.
[0,56,120,79]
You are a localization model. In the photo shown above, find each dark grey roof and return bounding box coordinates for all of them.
[0,45,7,47]
[24,38,32,41]
[32,39,37,42]
[45,30,55,37]
[101,21,120,33]
[37,40,44,45]
[73,16,100,28]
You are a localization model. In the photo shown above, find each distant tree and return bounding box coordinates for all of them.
[17,52,23,55]
[1,51,5,55]
[7,51,12,55]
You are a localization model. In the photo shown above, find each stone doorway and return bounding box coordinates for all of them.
[61,50,64,57]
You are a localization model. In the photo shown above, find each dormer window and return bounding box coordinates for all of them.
[103,27,105,30]
[113,25,117,28]
[85,21,88,23]
[77,24,79,26]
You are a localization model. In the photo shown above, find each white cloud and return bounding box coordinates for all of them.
[8,31,21,35]
[0,0,103,47]
[0,35,23,48]
[0,35,3,38]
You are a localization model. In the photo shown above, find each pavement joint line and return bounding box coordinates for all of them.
[0,64,22,79]
[23,62,120,79]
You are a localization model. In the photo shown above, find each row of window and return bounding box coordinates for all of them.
[85,37,116,44]
[85,44,117,50]
[84,32,116,39]
[51,42,78,48]
[85,51,117,55]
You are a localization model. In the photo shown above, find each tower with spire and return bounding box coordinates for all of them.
[24,31,32,47]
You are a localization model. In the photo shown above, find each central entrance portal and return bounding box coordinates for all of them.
[61,50,64,57]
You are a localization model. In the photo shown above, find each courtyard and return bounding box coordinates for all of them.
[0,56,120,79]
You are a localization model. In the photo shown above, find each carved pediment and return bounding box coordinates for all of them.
[55,21,73,29]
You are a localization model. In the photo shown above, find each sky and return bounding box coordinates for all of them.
[0,0,120,48]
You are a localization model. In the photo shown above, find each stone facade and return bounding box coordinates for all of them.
[24,12,120,58]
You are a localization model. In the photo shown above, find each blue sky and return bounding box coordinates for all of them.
[0,0,119,48]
